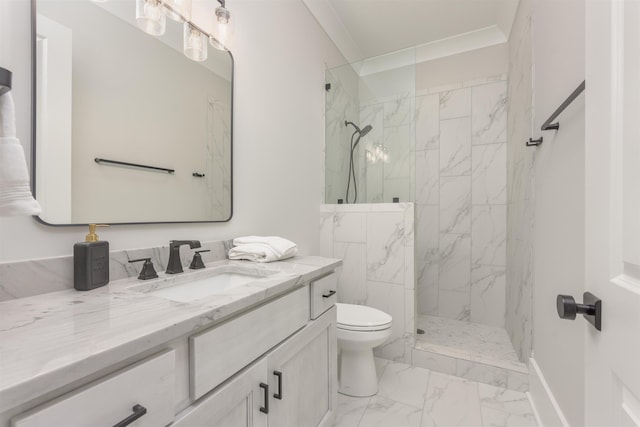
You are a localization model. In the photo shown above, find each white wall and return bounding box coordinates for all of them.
[0,0,346,262]
[531,0,586,426]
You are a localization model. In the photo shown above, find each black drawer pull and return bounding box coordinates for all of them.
[273,371,283,400]
[259,383,269,414]
[322,290,336,298]
[113,404,147,427]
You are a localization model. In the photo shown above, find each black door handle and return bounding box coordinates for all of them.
[259,383,269,414]
[273,371,283,400]
[556,292,602,331]
[113,404,147,427]
[322,290,336,298]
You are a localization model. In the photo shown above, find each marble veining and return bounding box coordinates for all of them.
[506,0,534,363]
[0,256,341,413]
[0,240,233,302]
[321,203,415,364]
[334,358,537,427]
[415,76,507,329]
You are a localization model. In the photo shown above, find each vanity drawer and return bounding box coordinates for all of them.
[190,286,309,400]
[310,272,337,319]
[11,350,175,427]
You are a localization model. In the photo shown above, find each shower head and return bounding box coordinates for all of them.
[360,125,372,138]
[345,120,373,137]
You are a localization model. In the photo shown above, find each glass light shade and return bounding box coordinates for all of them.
[184,23,208,62]
[209,5,233,50]
[136,0,166,36]
[163,0,191,22]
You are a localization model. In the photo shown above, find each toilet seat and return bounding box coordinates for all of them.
[336,303,392,331]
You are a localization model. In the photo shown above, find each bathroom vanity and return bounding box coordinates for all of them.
[0,256,340,427]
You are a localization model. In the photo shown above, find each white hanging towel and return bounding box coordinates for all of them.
[228,236,298,262]
[0,91,41,216]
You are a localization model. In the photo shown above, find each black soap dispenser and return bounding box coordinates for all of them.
[74,224,110,291]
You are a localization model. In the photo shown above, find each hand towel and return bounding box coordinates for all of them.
[0,89,16,138]
[228,236,298,263]
[232,236,297,258]
[0,92,41,216]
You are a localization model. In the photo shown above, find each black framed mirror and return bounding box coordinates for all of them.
[31,0,233,225]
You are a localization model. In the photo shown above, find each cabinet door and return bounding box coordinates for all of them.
[11,350,175,427]
[267,306,337,427]
[173,358,268,427]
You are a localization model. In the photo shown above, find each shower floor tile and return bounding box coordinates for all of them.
[415,315,525,370]
[412,315,528,391]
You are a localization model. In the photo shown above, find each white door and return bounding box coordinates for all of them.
[585,0,640,425]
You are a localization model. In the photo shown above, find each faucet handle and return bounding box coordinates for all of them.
[189,250,210,270]
[128,258,159,280]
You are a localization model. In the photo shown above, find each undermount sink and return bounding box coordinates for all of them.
[130,266,279,303]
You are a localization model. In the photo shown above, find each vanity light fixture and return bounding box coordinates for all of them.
[184,22,208,62]
[133,0,232,57]
[136,0,166,36]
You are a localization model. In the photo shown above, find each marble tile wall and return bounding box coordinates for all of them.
[0,240,232,301]
[320,203,415,363]
[506,0,534,362]
[415,78,508,328]
[359,94,415,204]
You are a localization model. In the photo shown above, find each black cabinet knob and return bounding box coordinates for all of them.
[556,292,602,331]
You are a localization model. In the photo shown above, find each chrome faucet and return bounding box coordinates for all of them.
[166,240,201,274]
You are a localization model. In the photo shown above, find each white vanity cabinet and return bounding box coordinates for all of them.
[10,350,175,427]
[267,305,336,427]
[2,266,339,427]
[174,305,337,427]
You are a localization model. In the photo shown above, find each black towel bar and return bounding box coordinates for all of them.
[95,158,175,174]
[0,67,12,96]
[541,80,586,131]
[526,80,586,147]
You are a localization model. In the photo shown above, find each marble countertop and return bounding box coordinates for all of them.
[0,256,341,413]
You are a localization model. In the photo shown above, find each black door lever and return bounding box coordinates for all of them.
[557,292,602,331]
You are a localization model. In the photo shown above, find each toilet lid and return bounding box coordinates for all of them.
[336,303,392,331]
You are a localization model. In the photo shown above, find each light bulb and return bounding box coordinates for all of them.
[210,4,232,50]
[184,22,208,62]
[136,0,166,36]
[164,0,191,22]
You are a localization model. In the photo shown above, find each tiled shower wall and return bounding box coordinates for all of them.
[359,96,414,204]
[415,78,508,327]
[506,0,534,362]
[320,203,415,363]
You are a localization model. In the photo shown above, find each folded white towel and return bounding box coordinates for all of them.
[228,236,298,263]
[0,91,16,138]
[232,236,298,258]
[0,91,41,216]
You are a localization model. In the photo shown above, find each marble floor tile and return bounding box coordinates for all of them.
[480,406,538,427]
[359,395,424,427]
[415,315,525,370]
[421,372,483,427]
[377,361,431,409]
[334,394,370,427]
[333,360,537,427]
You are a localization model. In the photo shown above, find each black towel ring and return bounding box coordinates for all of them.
[0,67,12,96]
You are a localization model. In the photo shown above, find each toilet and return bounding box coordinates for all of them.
[336,303,393,397]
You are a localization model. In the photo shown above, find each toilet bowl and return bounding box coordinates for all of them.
[336,303,392,397]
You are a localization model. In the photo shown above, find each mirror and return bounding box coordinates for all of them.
[32,0,233,224]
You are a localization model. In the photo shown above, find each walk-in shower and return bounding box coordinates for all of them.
[324,49,528,392]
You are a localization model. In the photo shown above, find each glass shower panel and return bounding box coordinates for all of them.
[325,50,415,204]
